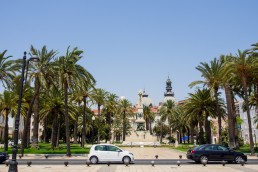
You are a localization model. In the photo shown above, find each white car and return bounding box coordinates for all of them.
[88,144,134,164]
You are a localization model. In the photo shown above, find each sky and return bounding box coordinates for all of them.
[1,0,258,105]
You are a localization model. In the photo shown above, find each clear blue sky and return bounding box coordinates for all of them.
[1,0,258,105]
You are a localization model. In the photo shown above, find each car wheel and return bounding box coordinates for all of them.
[234,156,243,164]
[200,155,208,163]
[90,156,98,164]
[123,156,131,164]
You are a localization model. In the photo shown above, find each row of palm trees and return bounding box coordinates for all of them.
[1,42,258,156]
[160,43,258,155]
[0,46,134,156]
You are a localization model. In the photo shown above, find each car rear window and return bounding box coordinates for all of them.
[194,145,206,150]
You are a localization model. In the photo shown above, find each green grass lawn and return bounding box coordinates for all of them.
[0,143,90,154]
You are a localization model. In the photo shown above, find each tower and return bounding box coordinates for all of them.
[163,76,176,103]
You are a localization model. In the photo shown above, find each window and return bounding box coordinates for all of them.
[107,146,121,152]
[204,145,216,151]
[217,146,229,151]
[95,145,106,151]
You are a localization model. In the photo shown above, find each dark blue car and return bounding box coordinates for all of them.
[0,152,9,163]
[186,144,247,164]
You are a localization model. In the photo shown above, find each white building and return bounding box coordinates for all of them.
[239,101,258,145]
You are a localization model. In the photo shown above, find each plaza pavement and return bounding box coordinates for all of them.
[1,147,258,172]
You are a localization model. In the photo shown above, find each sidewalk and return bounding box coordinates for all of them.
[1,147,258,172]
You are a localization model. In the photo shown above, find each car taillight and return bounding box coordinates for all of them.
[191,150,195,154]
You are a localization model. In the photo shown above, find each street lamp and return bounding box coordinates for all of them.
[92,115,95,144]
[82,95,87,147]
[207,116,212,144]
[120,96,126,142]
[9,52,39,172]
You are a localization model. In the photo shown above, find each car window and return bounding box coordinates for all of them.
[204,145,216,151]
[107,145,121,152]
[95,145,106,151]
[196,145,206,150]
[217,145,229,151]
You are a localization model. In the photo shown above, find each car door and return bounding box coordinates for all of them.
[94,145,107,161]
[217,145,234,161]
[203,145,217,160]
[106,145,122,162]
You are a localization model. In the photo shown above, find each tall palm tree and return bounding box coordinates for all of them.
[161,100,177,137]
[29,45,57,147]
[103,93,118,142]
[0,50,16,89]
[143,105,151,131]
[117,98,133,141]
[225,50,258,154]
[0,91,19,151]
[55,46,92,156]
[91,88,107,144]
[220,54,239,148]
[189,58,224,144]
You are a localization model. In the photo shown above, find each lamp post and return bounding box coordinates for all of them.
[92,115,95,144]
[9,52,39,172]
[82,95,87,148]
[207,116,211,144]
[120,96,126,141]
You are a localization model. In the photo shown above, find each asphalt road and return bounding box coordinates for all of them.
[13,159,258,165]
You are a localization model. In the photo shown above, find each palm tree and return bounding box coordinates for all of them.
[91,88,107,144]
[143,105,151,131]
[220,54,239,148]
[103,93,118,142]
[0,91,19,151]
[160,100,177,137]
[225,50,258,154]
[117,98,133,141]
[184,88,218,144]
[29,45,57,147]
[189,58,224,144]
[0,50,16,89]
[55,46,91,156]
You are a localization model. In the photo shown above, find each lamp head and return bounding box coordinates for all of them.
[92,116,95,120]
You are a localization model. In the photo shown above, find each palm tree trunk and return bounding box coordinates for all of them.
[242,77,254,155]
[214,90,222,144]
[160,122,163,143]
[21,91,38,155]
[74,113,78,144]
[43,116,47,143]
[149,121,152,135]
[224,83,236,148]
[64,81,71,156]
[199,121,205,144]
[32,75,40,147]
[51,112,58,148]
[190,122,195,144]
[4,109,9,151]
[56,116,60,147]
[108,112,112,142]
